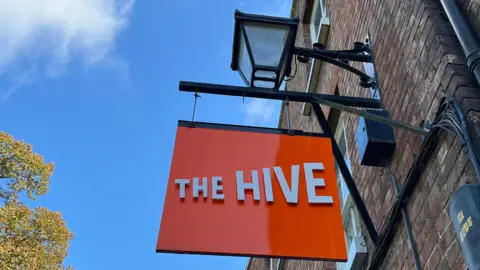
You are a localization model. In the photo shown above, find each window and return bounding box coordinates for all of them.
[335,126,352,212]
[270,258,281,270]
[301,0,330,116]
[334,120,368,270]
[309,0,327,43]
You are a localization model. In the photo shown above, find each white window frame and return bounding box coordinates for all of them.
[334,121,352,213]
[309,0,327,43]
[302,0,331,116]
[334,120,368,270]
[270,258,281,270]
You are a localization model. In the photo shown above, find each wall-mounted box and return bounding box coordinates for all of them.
[450,184,480,270]
[355,110,396,167]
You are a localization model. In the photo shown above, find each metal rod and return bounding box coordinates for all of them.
[311,102,379,245]
[179,81,383,108]
[191,93,200,123]
[311,96,429,136]
[294,47,372,62]
[440,0,480,84]
[401,204,421,269]
[313,46,367,54]
[385,165,421,270]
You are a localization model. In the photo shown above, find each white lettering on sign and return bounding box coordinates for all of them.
[262,168,274,202]
[211,176,224,200]
[173,163,333,204]
[304,163,333,204]
[272,165,300,203]
[174,179,190,199]
[236,170,261,201]
[193,177,208,198]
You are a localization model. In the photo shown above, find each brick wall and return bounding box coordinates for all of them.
[247,258,270,270]
[272,0,480,269]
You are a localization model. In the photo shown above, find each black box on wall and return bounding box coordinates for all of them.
[450,184,480,270]
[355,110,396,167]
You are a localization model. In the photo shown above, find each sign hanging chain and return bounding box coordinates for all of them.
[190,92,201,126]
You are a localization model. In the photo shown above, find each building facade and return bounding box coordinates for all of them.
[248,0,480,269]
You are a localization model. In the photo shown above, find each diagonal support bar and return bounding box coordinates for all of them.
[311,102,379,245]
[311,96,429,136]
[179,81,382,109]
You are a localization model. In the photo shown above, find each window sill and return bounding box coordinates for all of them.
[271,258,281,270]
[339,193,367,270]
[337,236,368,270]
[302,17,330,116]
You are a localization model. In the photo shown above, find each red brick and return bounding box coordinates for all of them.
[419,227,439,266]
[438,221,456,255]
[451,255,467,270]
[446,240,461,268]
[424,245,442,270]
[436,257,451,270]
[436,210,450,237]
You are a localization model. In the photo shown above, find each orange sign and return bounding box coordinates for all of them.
[157,121,347,261]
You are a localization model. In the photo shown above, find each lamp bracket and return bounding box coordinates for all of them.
[293,38,376,88]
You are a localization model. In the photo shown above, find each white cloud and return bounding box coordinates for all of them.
[0,0,134,100]
[242,99,275,125]
[1,68,35,102]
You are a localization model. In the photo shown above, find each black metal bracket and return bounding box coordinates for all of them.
[310,102,379,244]
[293,39,376,88]
[363,34,382,101]
[178,80,434,246]
[180,81,429,136]
[179,80,381,245]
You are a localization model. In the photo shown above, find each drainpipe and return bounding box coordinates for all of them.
[440,0,480,85]
[385,165,422,270]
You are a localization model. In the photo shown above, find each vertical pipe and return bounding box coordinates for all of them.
[386,165,421,270]
[311,102,379,244]
[400,209,422,270]
[440,0,480,84]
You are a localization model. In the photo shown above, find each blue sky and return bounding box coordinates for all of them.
[0,0,291,269]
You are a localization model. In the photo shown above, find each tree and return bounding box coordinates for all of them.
[0,132,74,270]
[0,132,54,202]
[0,203,74,269]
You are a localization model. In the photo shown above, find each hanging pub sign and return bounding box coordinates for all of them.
[450,184,480,269]
[156,120,348,261]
